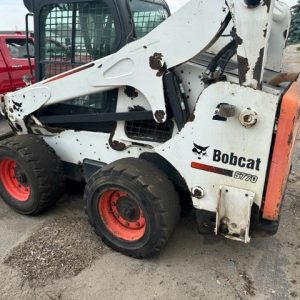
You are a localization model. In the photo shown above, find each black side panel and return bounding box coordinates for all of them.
[82,159,106,182]
[163,71,189,131]
[38,111,154,124]
[62,161,84,182]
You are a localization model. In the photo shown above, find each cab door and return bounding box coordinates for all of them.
[4,37,34,91]
[38,0,123,80]
[36,0,122,132]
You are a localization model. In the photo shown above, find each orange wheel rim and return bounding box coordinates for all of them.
[98,189,146,241]
[0,158,30,202]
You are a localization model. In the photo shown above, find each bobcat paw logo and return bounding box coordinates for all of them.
[193,143,209,160]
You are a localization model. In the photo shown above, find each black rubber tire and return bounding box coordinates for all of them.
[0,134,64,215]
[85,158,180,258]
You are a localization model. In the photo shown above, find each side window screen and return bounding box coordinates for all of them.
[40,1,116,79]
[129,0,169,38]
[6,39,34,59]
[39,1,117,113]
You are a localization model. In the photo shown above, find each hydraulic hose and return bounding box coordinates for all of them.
[217,44,237,74]
[207,39,236,74]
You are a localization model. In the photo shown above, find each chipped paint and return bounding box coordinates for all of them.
[263,29,267,38]
[188,113,195,122]
[287,132,293,146]
[12,100,22,112]
[109,127,126,151]
[227,0,274,89]
[237,55,250,85]
[109,139,126,151]
[124,86,138,98]
[149,53,167,77]
[129,105,146,112]
[263,0,271,12]
[154,110,166,123]
[253,48,264,90]
[283,29,287,40]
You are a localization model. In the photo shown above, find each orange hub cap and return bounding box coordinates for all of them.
[0,158,30,202]
[98,190,146,241]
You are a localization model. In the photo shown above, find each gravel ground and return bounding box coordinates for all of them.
[0,46,299,300]
[4,217,108,286]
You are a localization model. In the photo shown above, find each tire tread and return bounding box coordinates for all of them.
[0,134,64,215]
[85,158,180,258]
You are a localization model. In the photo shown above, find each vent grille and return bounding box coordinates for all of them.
[125,119,173,143]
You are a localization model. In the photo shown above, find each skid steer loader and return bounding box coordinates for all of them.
[0,0,299,258]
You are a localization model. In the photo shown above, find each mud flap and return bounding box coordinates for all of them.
[215,186,255,243]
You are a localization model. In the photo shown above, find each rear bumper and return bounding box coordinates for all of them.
[262,75,300,221]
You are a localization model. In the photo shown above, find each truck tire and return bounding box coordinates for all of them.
[0,134,64,215]
[85,158,180,258]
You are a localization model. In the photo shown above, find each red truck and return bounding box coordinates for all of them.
[0,33,34,95]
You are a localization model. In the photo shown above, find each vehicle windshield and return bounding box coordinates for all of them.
[6,38,34,58]
[129,0,169,38]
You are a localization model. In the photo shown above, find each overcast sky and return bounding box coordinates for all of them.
[0,0,298,31]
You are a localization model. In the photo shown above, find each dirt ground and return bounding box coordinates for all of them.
[0,47,299,300]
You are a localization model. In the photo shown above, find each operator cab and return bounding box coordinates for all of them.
[24,0,170,81]
[23,0,171,134]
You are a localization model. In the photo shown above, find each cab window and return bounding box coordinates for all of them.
[129,0,169,38]
[40,1,116,79]
[39,1,117,113]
